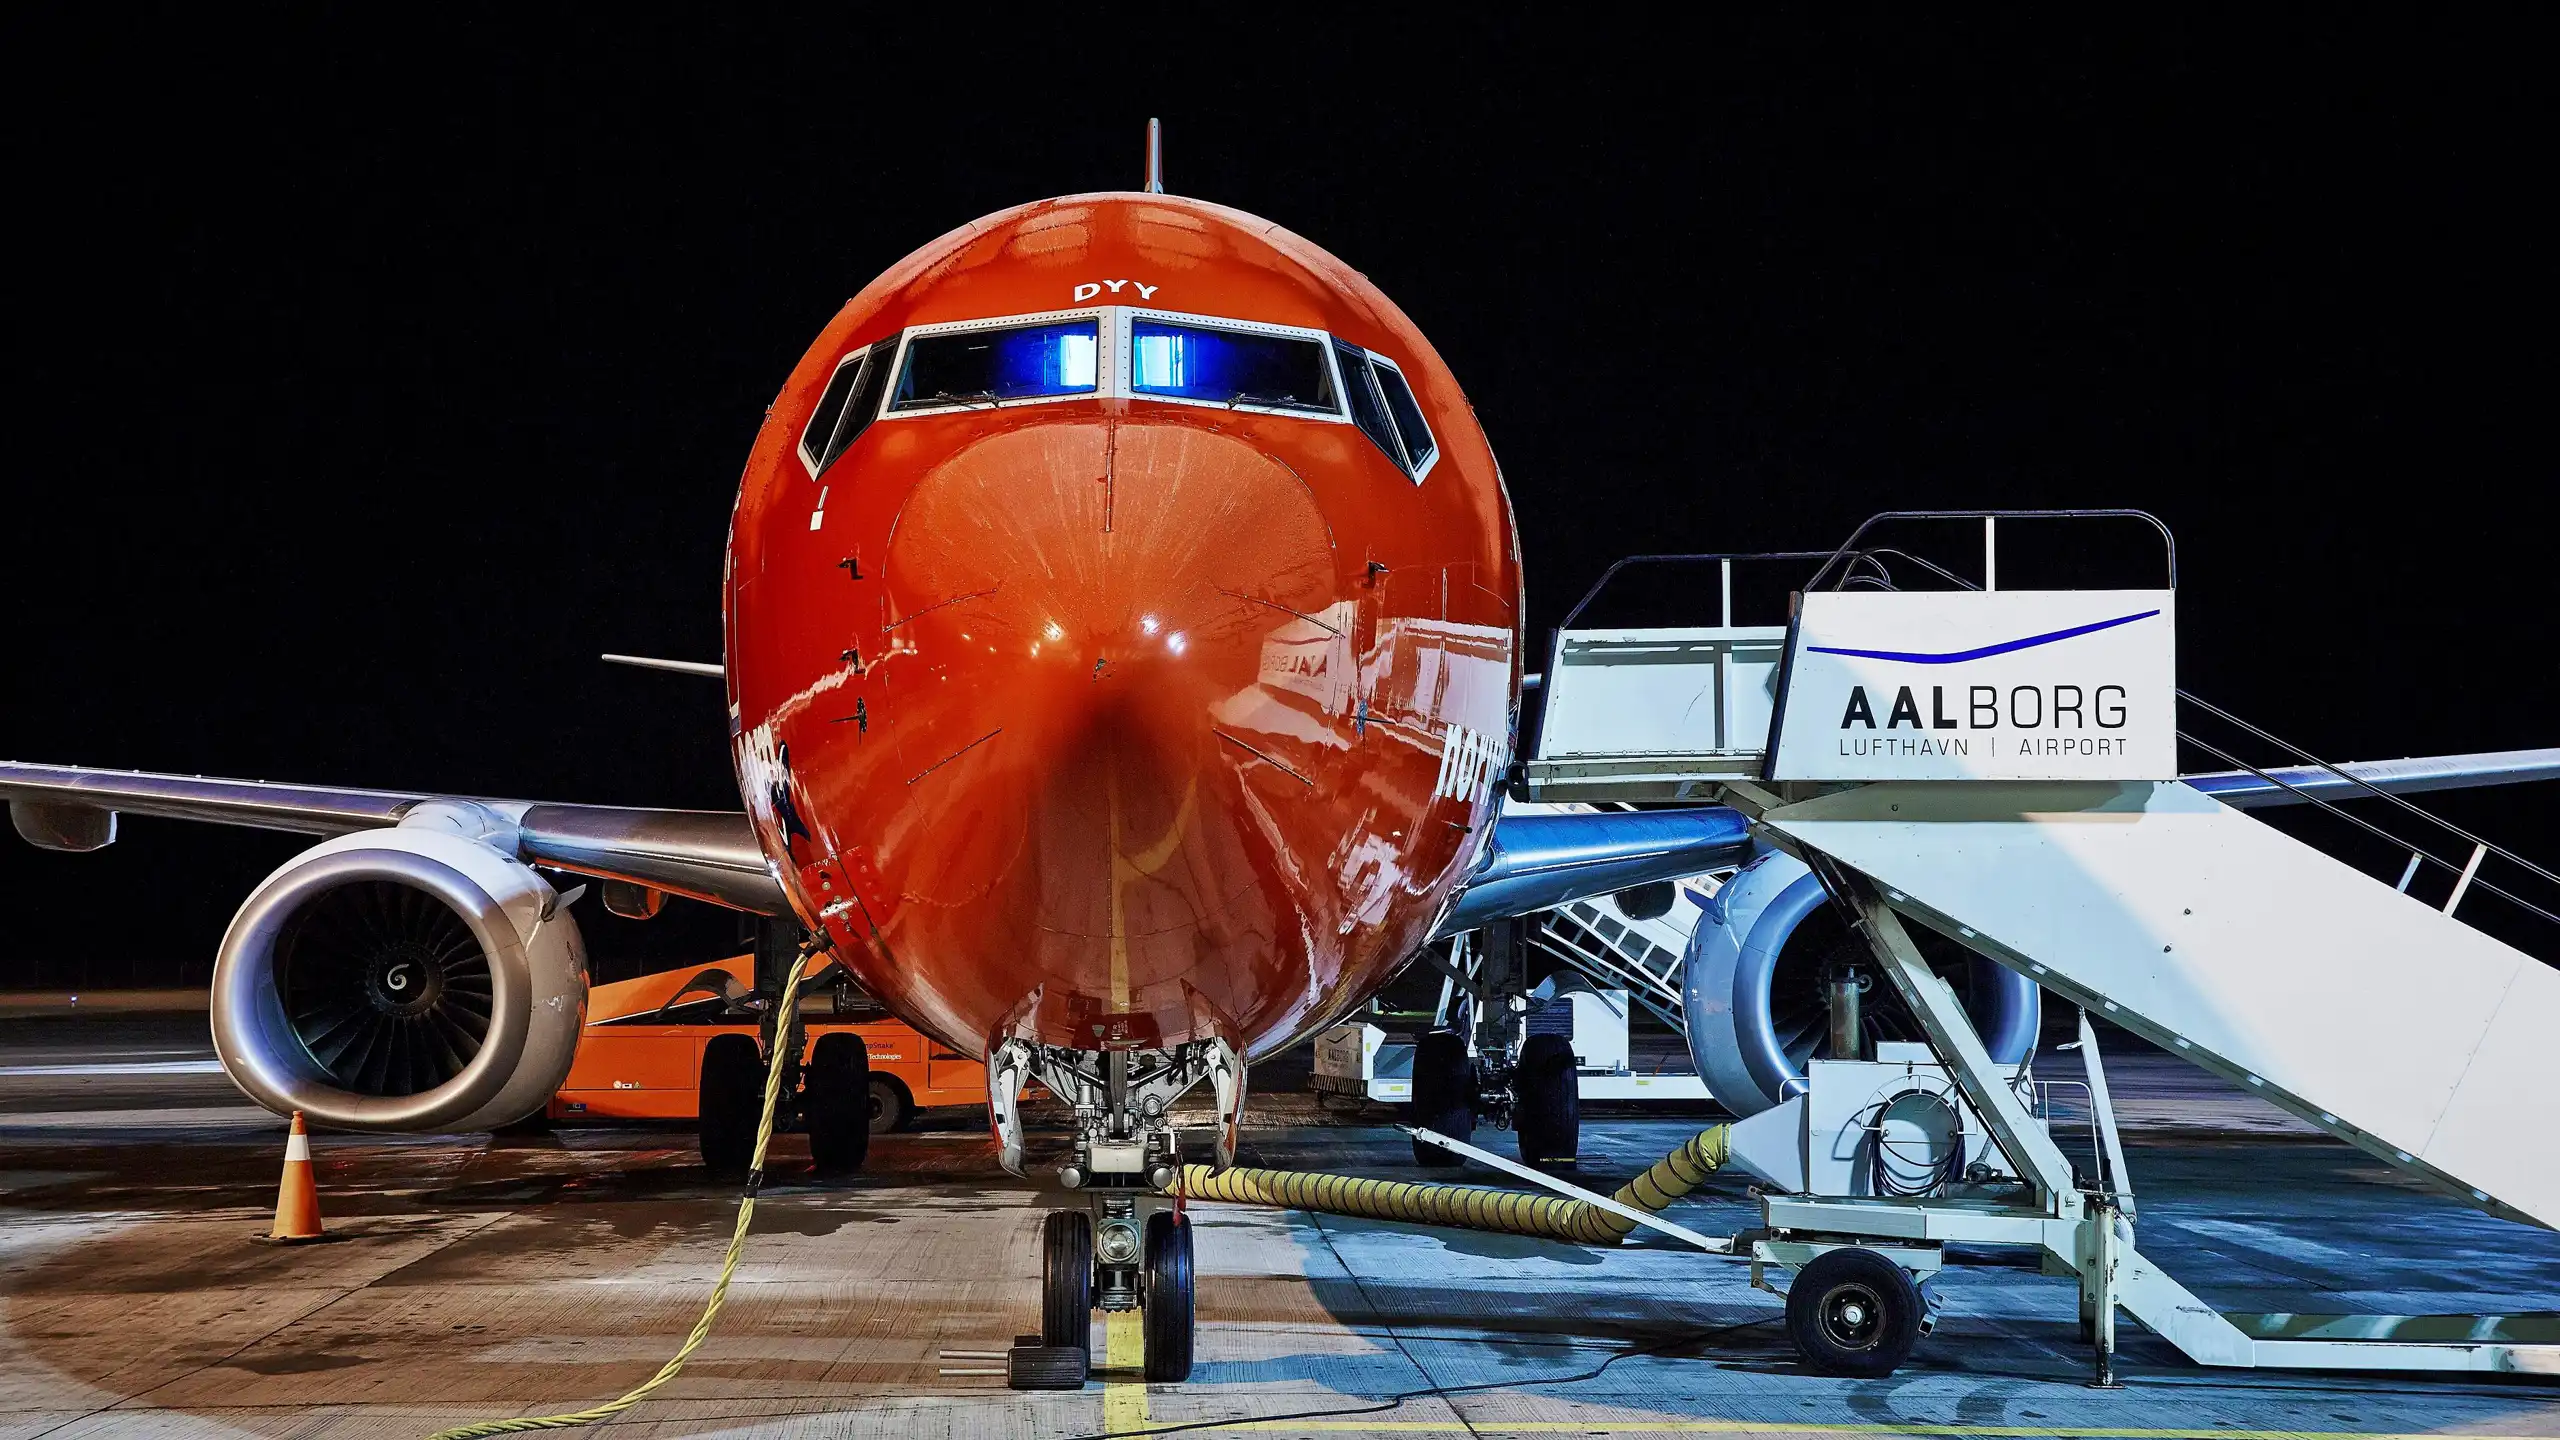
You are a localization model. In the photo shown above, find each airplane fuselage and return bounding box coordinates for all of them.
[724,193,1520,1062]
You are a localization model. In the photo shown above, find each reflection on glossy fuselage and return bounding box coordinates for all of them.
[724,194,1520,1063]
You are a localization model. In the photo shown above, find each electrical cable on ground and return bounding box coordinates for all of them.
[1061,1312,1783,1440]
[424,951,815,1439]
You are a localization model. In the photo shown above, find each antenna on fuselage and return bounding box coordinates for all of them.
[1144,117,1164,194]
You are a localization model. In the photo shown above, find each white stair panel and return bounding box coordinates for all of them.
[1762,780,2558,1230]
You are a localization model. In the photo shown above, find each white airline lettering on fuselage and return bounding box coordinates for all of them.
[1434,723,1504,805]
[1071,280,1161,302]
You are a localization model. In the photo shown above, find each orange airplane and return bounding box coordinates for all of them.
[0,134,1760,1379]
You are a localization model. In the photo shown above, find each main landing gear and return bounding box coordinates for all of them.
[1409,920,1582,1172]
[699,920,873,1180]
[992,1036,1243,1386]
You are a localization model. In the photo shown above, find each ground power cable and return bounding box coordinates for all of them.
[1060,1313,1783,1440]
[424,951,816,1440]
[1058,1135,1775,1440]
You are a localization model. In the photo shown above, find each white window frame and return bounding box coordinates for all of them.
[796,340,890,479]
[1359,349,1440,485]
[1116,309,1352,423]
[875,306,1114,420]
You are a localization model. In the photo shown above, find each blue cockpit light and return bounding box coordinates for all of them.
[1130,319,1337,413]
[892,320,1099,410]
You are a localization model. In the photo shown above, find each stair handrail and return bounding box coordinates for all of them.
[2174,703,2559,929]
[1801,509,2177,594]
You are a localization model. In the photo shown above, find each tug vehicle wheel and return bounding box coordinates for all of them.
[1785,1247,1924,1377]
[866,1075,911,1133]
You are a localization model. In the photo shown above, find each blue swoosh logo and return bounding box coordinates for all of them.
[1807,609,2160,665]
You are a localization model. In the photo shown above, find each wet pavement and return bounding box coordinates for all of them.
[1,1014,2554,1438]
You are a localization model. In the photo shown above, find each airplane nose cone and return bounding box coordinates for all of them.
[873,418,1348,1048]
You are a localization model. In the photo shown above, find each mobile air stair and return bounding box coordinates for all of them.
[1525,815,1713,1030]
[1482,512,2560,1379]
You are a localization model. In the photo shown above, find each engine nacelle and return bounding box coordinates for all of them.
[1682,850,2039,1116]
[210,822,587,1132]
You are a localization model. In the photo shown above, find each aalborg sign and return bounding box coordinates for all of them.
[1769,589,2176,781]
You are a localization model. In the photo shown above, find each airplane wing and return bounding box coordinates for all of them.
[11,747,2546,927]
[1437,807,1756,938]
[1436,747,2557,936]
[0,762,787,914]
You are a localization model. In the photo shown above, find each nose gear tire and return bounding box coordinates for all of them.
[1142,1211,1195,1382]
[1041,1210,1095,1351]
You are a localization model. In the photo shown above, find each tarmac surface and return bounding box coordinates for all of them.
[1,1013,2555,1438]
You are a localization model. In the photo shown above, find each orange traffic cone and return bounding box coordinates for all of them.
[269,1111,325,1242]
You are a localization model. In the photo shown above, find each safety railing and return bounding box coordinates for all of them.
[1799,509,2177,594]
[2174,698,2560,941]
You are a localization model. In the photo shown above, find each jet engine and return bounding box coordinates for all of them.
[209,814,587,1132]
[1683,850,2039,1115]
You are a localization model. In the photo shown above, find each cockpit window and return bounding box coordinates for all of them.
[800,340,896,476]
[1334,341,1409,473]
[1130,318,1338,413]
[890,319,1100,411]
[1367,357,1437,476]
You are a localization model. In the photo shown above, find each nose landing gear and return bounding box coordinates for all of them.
[994,1036,1238,1386]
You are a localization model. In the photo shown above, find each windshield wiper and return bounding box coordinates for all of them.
[1225,389,1314,411]
[913,388,1006,409]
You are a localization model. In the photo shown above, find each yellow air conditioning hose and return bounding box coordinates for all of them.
[1177,1124,1730,1246]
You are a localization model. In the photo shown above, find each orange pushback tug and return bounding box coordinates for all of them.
[549,956,989,1134]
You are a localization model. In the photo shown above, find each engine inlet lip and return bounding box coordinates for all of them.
[212,845,530,1131]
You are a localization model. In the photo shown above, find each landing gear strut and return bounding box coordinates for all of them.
[992,1036,1242,1386]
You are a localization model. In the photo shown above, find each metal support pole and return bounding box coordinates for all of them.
[1984,516,1998,591]
[2396,851,2423,893]
[2444,842,2487,915]
[1827,972,1865,1061]
[2089,1193,2122,1388]
[2076,1008,2136,1221]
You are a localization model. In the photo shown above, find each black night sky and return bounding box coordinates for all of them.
[6,15,2552,986]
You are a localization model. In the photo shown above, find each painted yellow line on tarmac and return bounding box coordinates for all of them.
[1177,1414,2539,1424]
[1104,1308,1148,1432]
